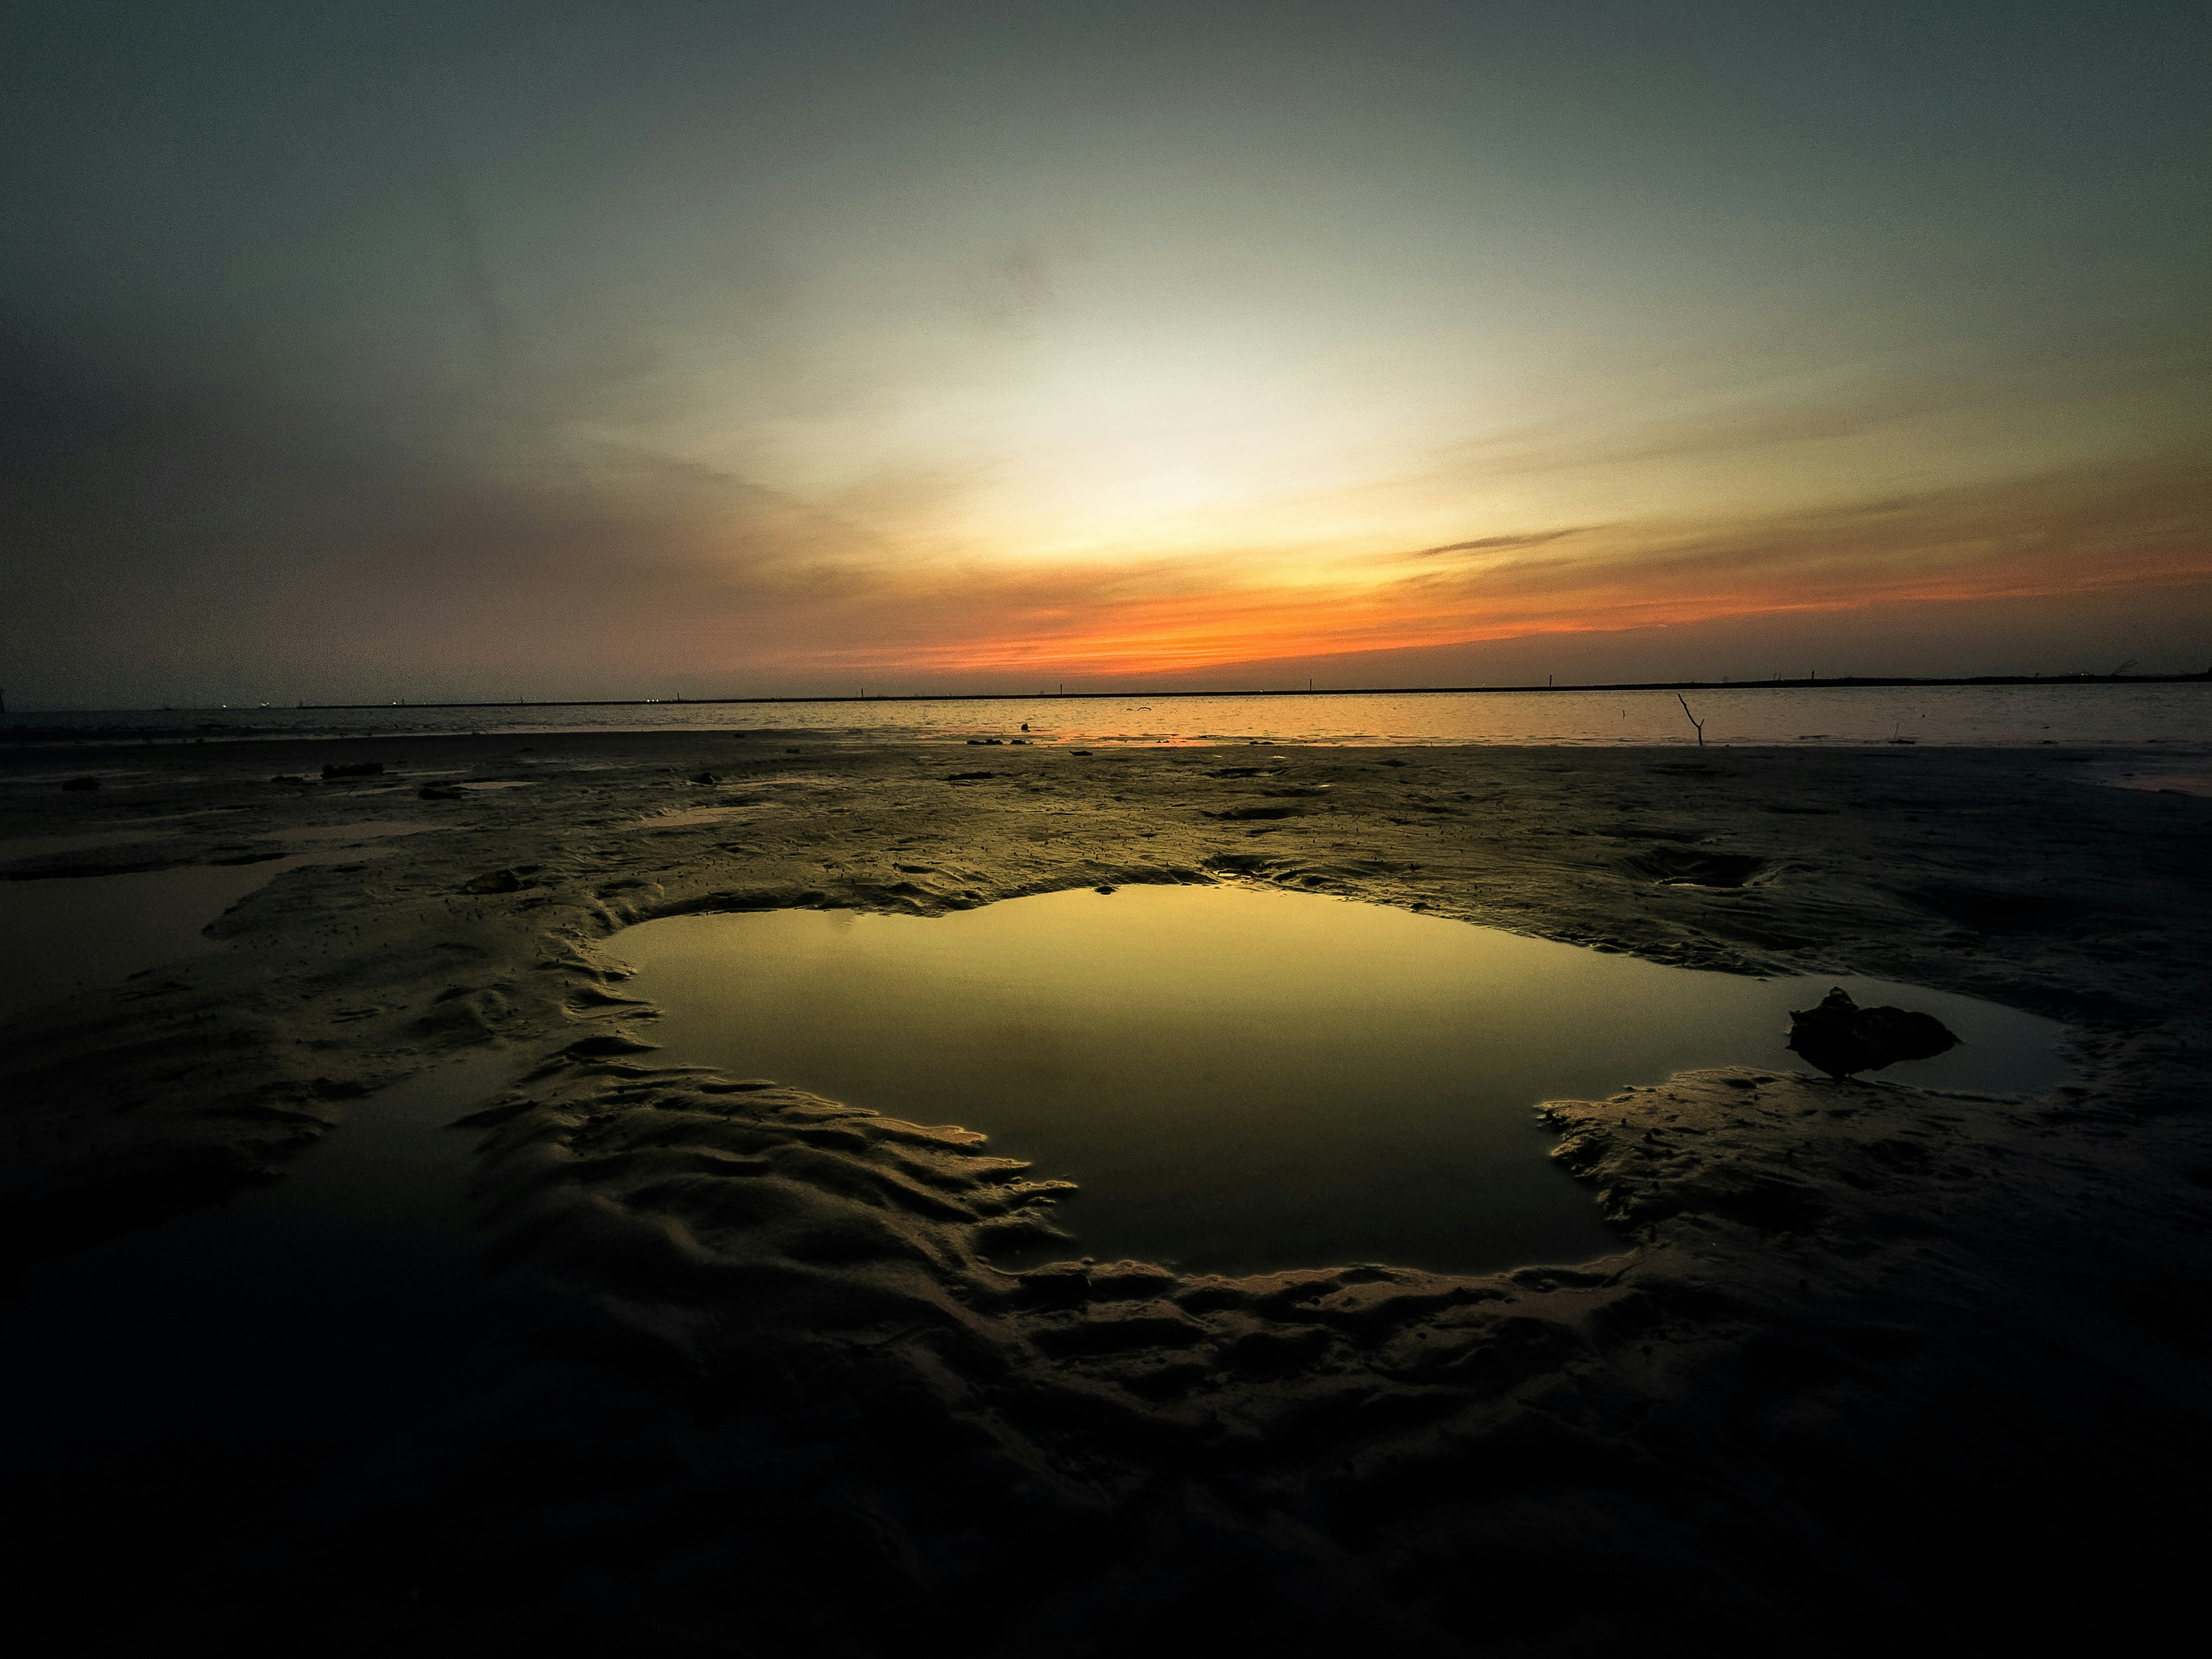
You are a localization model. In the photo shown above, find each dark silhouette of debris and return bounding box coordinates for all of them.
[1677,694,1706,746]
[1787,986,1957,1079]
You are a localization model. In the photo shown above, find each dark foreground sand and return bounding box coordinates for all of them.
[3,732,2209,1657]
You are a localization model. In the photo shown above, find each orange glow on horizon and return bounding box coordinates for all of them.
[804,501,2211,681]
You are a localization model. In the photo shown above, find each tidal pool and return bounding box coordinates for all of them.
[1,1050,517,1600]
[0,826,181,863]
[614,884,2069,1276]
[281,818,448,842]
[0,857,330,1023]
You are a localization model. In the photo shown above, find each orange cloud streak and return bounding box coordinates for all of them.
[789,453,2210,679]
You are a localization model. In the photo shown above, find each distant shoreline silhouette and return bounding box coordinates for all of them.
[282,669,2210,711]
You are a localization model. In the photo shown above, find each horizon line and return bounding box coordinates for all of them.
[14,668,2203,717]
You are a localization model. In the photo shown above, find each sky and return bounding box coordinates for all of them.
[3,0,2206,707]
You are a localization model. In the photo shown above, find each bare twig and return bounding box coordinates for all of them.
[1676,694,1705,747]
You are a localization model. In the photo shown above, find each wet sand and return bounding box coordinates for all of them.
[2,730,2207,1656]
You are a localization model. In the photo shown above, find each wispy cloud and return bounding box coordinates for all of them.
[1399,528,1589,559]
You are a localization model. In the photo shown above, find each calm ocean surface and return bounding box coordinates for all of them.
[9,683,2209,749]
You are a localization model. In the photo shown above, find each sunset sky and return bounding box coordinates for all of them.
[5,1,2206,706]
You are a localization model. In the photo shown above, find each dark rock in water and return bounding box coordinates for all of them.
[1094,884,1118,895]
[59,777,99,791]
[320,762,384,779]
[270,775,308,785]
[690,772,719,784]
[418,783,465,800]
[1787,986,1958,1080]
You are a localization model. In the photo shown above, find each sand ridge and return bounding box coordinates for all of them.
[2,730,2208,1653]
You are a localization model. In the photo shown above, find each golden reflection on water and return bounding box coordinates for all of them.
[616,885,2066,1275]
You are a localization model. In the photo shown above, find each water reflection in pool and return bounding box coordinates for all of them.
[0,857,330,1023]
[614,885,2068,1276]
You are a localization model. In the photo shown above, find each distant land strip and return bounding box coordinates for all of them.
[286,671,2212,710]
[5,672,2208,727]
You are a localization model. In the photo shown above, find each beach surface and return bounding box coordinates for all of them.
[3,730,2207,1656]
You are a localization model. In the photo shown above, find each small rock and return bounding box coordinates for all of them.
[463,869,525,893]
[60,777,100,791]
[1787,987,1958,1080]
[690,771,719,785]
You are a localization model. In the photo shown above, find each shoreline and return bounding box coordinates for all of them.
[3,731,2207,1653]
[5,666,2206,723]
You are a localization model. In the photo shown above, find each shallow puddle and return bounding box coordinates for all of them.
[646,804,775,828]
[615,884,2070,1276]
[282,819,448,842]
[0,1049,517,1577]
[2079,760,2212,798]
[0,826,181,863]
[0,855,343,1022]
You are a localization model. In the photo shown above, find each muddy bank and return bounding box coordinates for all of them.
[2,732,2208,1654]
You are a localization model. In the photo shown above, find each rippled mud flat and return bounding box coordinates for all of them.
[1,730,2207,1656]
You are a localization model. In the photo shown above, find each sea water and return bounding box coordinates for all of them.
[10,680,2208,749]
